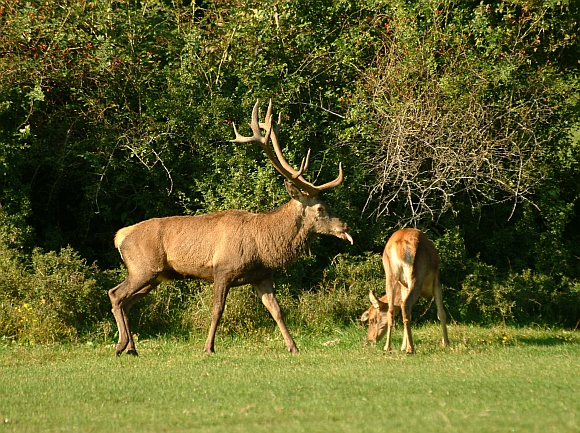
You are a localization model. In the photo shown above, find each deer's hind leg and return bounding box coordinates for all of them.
[400,279,424,355]
[108,275,158,356]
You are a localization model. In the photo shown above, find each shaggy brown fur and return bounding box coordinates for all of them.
[109,100,353,356]
[109,182,352,356]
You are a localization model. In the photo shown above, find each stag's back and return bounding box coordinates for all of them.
[113,205,308,283]
[115,212,254,279]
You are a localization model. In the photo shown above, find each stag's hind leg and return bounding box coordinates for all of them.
[204,278,231,354]
[253,279,298,354]
[109,276,157,356]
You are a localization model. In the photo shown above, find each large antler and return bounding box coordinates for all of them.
[231,100,343,196]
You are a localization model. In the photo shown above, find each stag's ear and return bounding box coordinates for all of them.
[285,180,305,201]
[360,310,370,322]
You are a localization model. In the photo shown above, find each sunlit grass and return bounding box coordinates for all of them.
[1,324,579,432]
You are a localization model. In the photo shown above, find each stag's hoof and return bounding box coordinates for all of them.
[288,346,299,354]
[125,349,139,357]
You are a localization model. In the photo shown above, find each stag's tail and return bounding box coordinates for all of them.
[114,226,136,263]
[114,226,136,252]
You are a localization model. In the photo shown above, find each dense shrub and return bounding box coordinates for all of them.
[0,243,110,343]
[0,0,579,343]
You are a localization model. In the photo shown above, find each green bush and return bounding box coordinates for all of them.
[1,0,579,343]
[457,266,580,327]
[433,226,580,327]
[286,253,384,332]
[0,243,109,343]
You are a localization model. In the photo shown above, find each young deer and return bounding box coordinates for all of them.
[109,100,353,356]
[361,228,448,354]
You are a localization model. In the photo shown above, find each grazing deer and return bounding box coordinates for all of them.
[360,228,448,354]
[108,100,353,356]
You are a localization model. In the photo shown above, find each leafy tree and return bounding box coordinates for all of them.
[0,0,579,339]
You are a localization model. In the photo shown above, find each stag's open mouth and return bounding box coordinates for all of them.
[338,231,354,245]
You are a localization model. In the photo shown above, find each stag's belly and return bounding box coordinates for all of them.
[159,215,277,286]
[159,262,215,282]
[164,256,274,287]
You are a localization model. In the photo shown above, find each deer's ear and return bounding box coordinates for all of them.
[369,291,381,309]
[285,180,305,201]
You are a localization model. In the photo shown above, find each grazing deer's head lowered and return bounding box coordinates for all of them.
[108,100,352,356]
[360,228,448,354]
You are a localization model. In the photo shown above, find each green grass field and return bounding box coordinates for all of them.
[1,324,579,433]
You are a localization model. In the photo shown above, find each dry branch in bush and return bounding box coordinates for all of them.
[356,12,558,225]
[363,80,549,223]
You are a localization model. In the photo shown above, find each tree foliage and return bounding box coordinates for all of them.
[0,0,579,341]
[353,1,578,221]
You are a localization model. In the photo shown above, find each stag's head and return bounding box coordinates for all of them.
[360,291,389,343]
[231,100,353,245]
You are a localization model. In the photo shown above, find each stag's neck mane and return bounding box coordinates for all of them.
[253,200,311,269]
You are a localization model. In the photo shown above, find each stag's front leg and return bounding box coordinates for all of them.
[204,279,231,354]
[252,279,298,354]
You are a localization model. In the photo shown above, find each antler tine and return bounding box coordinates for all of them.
[295,149,311,179]
[268,116,313,184]
[231,100,344,196]
[230,100,271,145]
[258,100,274,130]
[313,162,344,192]
[266,109,343,194]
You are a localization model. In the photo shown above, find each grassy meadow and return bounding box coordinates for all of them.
[1,324,579,433]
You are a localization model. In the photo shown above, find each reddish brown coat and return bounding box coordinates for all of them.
[361,228,448,353]
[108,101,352,356]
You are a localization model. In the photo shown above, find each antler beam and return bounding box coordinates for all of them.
[231,100,343,196]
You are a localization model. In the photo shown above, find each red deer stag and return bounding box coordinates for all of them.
[109,100,353,356]
[360,228,448,354]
